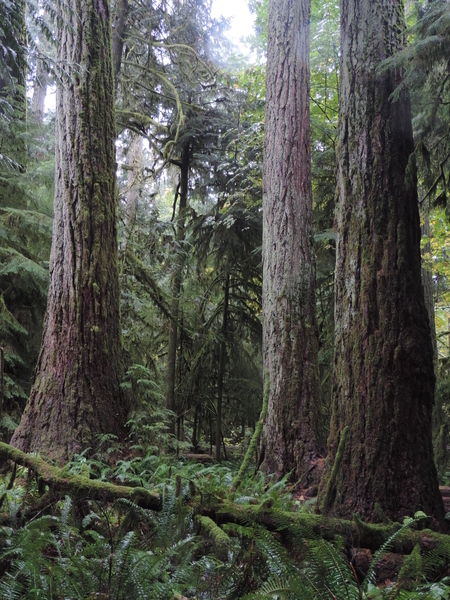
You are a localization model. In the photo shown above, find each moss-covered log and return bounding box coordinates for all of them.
[0,442,161,511]
[204,502,449,555]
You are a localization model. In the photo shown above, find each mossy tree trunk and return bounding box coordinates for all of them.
[421,212,437,365]
[11,0,128,462]
[165,142,190,433]
[262,0,323,480]
[216,272,230,462]
[112,0,129,85]
[317,0,444,523]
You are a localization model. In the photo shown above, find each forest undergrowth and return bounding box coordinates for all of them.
[1,434,450,600]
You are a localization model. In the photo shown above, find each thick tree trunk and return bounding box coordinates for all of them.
[165,143,190,431]
[317,0,444,523]
[262,0,323,480]
[11,0,127,462]
[216,273,230,462]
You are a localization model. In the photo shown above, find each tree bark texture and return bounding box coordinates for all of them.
[120,134,143,261]
[31,59,48,123]
[216,273,230,462]
[165,143,190,431]
[318,0,443,523]
[421,212,437,364]
[262,0,323,480]
[112,0,129,84]
[11,0,127,462]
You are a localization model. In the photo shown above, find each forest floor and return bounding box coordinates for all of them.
[1,443,450,598]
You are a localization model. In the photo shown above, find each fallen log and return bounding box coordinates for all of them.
[204,502,449,555]
[0,442,161,511]
[179,454,214,462]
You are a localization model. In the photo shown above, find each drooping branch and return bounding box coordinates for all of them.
[0,443,161,511]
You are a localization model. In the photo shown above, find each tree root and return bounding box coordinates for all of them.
[0,442,161,511]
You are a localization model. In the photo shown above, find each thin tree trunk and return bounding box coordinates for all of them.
[121,134,143,262]
[262,0,323,480]
[165,143,190,432]
[112,0,129,85]
[318,0,444,523]
[0,347,4,423]
[421,212,438,365]
[31,59,48,123]
[192,402,199,450]
[216,273,230,462]
[11,0,127,462]
[209,414,213,457]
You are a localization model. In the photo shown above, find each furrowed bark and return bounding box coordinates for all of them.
[317,0,444,523]
[262,0,323,480]
[11,0,128,462]
[166,142,190,433]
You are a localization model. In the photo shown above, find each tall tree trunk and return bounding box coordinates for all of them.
[216,273,230,462]
[192,401,199,450]
[112,0,129,85]
[317,0,444,523]
[11,0,127,462]
[421,212,438,365]
[262,0,323,480]
[165,143,190,431]
[31,60,48,123]
[121,134,143,262]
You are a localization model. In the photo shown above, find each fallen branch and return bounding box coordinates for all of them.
[180,454,214,462]
[0,442,161,511]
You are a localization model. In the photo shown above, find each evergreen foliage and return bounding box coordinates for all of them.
[0,131,53,416]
